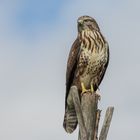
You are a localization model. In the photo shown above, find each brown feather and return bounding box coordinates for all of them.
[65,38,80,109]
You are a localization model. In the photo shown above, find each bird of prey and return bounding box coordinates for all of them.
[63,16,109,133]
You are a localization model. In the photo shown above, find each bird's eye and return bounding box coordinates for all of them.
[84,19,89,22]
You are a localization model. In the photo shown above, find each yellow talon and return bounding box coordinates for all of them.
[81,82,90,94]
[81,82,101,100]
[90,84,94,93]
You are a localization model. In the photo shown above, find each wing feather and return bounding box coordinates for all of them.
[65,38,80,109]
[98,42,109,88]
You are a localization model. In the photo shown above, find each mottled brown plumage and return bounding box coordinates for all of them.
[63,16,109,133]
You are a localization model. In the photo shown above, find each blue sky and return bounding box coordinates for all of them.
[0,0,125,41]
[0,0,140,140]
[1,0,66,42]
[16,0,66,29]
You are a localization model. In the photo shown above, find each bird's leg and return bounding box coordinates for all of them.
[81,82,90,94]
[81,83,101,100]
[90,84,94,93]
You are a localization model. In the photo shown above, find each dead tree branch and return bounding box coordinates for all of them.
[99,107,114,140]
[70,86,114,140]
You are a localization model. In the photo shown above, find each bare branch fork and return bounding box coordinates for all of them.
[70,86,114,140]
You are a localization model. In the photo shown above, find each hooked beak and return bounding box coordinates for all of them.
[78,19,84,26]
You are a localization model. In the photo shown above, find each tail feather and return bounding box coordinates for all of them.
[63,107,78,133]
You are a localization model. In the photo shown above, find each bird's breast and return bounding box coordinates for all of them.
[78,43,108,87]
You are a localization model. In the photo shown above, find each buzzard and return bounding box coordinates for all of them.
[63,16,109,133]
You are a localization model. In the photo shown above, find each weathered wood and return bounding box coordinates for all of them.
[99,107,114,140]
[79,92,98,140]
[70,86,114,140]
[71,86,88,140]
[70,86,99,140]
[94,109,101,140]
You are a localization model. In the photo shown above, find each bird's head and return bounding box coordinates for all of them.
[77,16,100,32]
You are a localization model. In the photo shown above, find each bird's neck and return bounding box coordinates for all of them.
[79,30,96,52]
[78,29,106,53]
[79,29,93,40]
